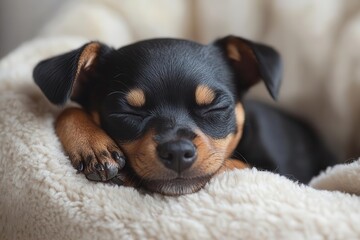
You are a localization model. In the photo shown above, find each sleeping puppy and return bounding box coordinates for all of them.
[33,36,336,195]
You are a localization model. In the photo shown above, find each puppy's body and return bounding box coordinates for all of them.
[236,100,336,183]
[33,36,336,195]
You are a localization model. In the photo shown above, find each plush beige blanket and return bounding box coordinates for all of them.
[1,1,360,239]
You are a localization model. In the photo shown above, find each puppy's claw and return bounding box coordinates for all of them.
[112,151,126,169]
[105,162,118,179]
[85,162,119,182]
[76,161,84,173]
[95,163,104,171]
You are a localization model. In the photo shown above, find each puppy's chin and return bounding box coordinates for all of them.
[141,175,214,196]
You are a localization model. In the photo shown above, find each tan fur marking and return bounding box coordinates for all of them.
[191,103,246,175]
[226,37,257,63]
[216,158,248,175]
[55,108,126,182]
[208,103,245,158]
[225,103,245,157]
[195,85,215,106]
[126,89,146,107]
[191,130,226,176]
[75,42,101,80]
[225,37,261,88]
[225,158,248,169]
[71,43,101,98]
[117,103,246,192]
[227,41,242,61]
[120,129,174,180]
[91,111,100,125]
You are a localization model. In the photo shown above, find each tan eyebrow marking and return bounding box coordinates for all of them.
[195,85,216,106]
[126,88,146,107]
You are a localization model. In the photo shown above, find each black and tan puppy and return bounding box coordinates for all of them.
[33,36,336,195]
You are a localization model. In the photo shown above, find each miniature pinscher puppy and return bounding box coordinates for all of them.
[33,36,336,195]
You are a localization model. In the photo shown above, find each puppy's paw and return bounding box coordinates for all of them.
[56,107,127,182]
[68,139,126,182]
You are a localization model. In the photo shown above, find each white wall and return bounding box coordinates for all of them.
[0,0,65,57]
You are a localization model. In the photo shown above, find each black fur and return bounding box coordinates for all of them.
[234,100,337,183]
[100,38,239,141]
[33,42,112,105]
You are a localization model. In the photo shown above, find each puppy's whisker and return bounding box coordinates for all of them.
[113,72,128,79]
[233,150,249,165]
[112,79,132,90]
[107,91,125,97]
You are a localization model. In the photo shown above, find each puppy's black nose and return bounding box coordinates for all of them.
[157,139,197,173]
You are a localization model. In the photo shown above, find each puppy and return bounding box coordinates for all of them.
[33,36,336,195]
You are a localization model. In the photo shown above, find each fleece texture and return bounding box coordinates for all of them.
[2,1,360,239]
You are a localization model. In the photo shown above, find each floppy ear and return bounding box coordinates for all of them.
[33,42,112,105]
[215,35,283,100]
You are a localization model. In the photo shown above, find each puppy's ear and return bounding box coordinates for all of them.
[215,36,282,100]
[33,42,112,105]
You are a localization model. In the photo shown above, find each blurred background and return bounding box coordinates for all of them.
[0,0,63,58]
[1,0,360,160]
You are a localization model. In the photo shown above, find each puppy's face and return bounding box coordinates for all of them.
[34,36,282,195]
[99,39,245,194]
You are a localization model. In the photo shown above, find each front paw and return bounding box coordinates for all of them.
[68,140,126,182]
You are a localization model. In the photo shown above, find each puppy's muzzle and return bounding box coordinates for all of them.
[156,139,197,173]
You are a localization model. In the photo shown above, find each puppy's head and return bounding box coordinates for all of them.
[33,36,282,195]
